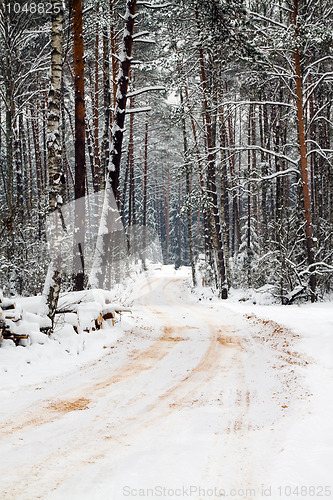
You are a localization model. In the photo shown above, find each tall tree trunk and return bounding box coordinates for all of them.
[14,117,24,220]
[180,89,196,286]
[110,0,118,115]
[184,82,206,254]
[42,0,64,328]
[93,3,100,193]
[5,65,14,217]
[128,85,136,226]
[226,103,241,254]
[177,180,182,269]
[100,23,110,190]
[2,5,14,220]
[42,84,48,188]
[142,121,148,229]
[219,105,230,287]
[247,106,252,287]
[164,165,170,265]
[19,113,30,212]
[141,119,148,270]
[31,105,43,237]
[35,78,45,190]
[26,109,34,211]
[72,0,86,291]
[293,0,316,299]
[108,0,137,207]
[260,103,269,246]
[196,15,227,297]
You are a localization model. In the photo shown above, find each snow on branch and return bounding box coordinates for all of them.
[126,106,152,114]
[304,55,333,72]
[82,6,94,15]
[218,100,296,110]
[133,31,150,39]
[299,262,333,276]
[247,10,288,30]
[248,168,299,182]
[219,145,299,166]
[137,2,172,8]
[304,72,333,106]
[133,38,155,43]
[127,86,165,98]
[306,101,331,131]
[130,60,144,65]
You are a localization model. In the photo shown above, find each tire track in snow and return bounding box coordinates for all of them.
[0,278,312,500]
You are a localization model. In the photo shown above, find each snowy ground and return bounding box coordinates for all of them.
[0,267,333,500]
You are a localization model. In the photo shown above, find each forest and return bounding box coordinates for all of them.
[0,0,332,319]
[1,1,333,495]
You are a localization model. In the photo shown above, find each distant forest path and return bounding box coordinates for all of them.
[0,277,311,500]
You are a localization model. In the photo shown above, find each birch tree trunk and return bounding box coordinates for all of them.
[1,5,14,219]
[43,0,64,328]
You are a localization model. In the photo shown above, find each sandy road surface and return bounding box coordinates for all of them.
[0,277,311,500]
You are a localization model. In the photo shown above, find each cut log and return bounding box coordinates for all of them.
[0,329,30,346]
[103,311,115,321]
[3,311,22,322]
[94,313,104,331]
[0,298,16,310]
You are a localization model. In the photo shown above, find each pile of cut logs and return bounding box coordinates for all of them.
[0,297,29,346]
[57,302,132,333]
[0,291,131,347]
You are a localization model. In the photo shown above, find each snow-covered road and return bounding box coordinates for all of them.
[0,276,332,499]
